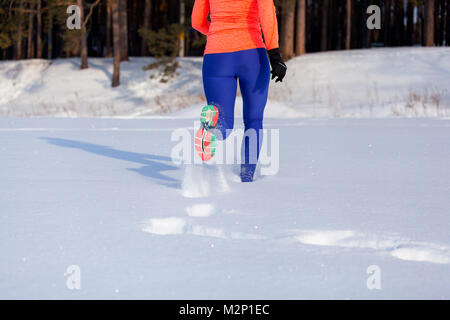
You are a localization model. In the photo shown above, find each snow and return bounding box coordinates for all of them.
[1,47,449,118]
[1,117,449,299]
[1,47,450,298]
[186,204,215,217]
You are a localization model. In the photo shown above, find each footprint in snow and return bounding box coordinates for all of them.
[294,229,450,265]
[141,216,263,240]
[181,164,231,198]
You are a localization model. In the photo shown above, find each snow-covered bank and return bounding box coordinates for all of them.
[1,118,450,299]
[1,47,449,118]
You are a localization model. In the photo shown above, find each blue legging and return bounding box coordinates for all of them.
[202,48,270,182]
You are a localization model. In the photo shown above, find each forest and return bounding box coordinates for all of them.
[0,1,448,85]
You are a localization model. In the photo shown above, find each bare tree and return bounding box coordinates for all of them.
[424,0,434,46]
[78,0,102,69]
[112,0,121,86]
[295,0,306,56]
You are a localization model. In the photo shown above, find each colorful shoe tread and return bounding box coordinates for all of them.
[196,105,219,161]
[200,105,219,129]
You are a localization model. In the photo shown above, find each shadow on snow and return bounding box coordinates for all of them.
[40,137,180,189]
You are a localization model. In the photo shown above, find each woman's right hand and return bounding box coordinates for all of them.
[268,48,287,83]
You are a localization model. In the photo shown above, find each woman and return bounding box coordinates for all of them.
[192,0,287,182]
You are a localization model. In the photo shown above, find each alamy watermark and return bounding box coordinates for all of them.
[366,265,381,290]
[66,5,81,30]
[170,121,279,176]
[367,5,381,30]
[66,5,382,32]
[65,265,81,290]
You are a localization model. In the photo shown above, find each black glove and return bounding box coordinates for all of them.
[267,48,287,83]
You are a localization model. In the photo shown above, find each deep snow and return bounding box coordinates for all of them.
[1,117,449,299]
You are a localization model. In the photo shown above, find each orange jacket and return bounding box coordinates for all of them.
[192,0,279,54]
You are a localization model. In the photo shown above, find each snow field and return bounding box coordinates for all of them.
[1,47,449,118]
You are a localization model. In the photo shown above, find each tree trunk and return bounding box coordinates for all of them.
[330,0,338,49]
[78,0,88,69]
[119,0,128,61]
[128,0,138,56]
[306,1,313,49]
[406,0,414,45]
[384,0,391,46]
[424,0,434,46]
[366,0,374,48]
[96,3,103,56]
[443,0,447,45]
[437,0,445,45]
[345,0,351,49]
[447,0,450,45]
[396,0,406,46]
[179,0,185,57]
[281,0,295,59]
[434,0,442,45]
[141,0,152,56]
[106,1,112,57]
[15,0,24,60]
[360,0,367,47]
[295,0,306,56]
[27,3,34,59]
[47,10,52,59]
[36,0,42,58]
[112,0,121,87]
[320,0,328,51]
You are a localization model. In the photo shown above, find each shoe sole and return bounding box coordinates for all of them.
[196,105,219,161]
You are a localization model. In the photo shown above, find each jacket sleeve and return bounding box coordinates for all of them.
[192,0,210,35]
[257,0,279,50]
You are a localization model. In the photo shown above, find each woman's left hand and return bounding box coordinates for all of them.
[268,48,287,83]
